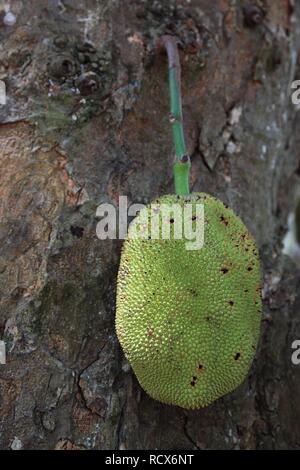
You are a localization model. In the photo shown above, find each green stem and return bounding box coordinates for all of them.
[161,35,190,196]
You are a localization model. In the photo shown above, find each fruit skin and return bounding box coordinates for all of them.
[116,193,262,409]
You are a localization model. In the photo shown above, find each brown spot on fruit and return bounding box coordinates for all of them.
[190,376,197,386]
[188,288,198,296]
[228,300,234,306]
[220,215,229,226]
[234,352,241,360]
[147,327,154,337]
[221,267,229,274]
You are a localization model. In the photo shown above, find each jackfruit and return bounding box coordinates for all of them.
[116,193,262,409]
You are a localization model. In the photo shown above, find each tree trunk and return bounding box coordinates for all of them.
[0,0,300,450]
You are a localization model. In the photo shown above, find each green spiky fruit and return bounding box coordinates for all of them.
[116,193,262,409]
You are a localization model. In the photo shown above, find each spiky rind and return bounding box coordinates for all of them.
[116,193,262,409]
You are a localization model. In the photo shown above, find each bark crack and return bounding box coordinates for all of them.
[76,343,107,420]
[183,415,201,450]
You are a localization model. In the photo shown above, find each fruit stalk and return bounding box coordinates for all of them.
[160,35,191,196]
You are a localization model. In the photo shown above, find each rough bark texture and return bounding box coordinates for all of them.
[0,0,300,450]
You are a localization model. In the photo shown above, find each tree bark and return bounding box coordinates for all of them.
[0,0,300,450]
